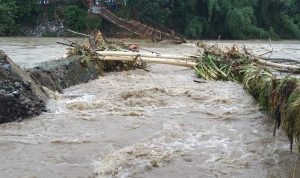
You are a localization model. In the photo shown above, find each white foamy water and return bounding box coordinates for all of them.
[0,38,299,178]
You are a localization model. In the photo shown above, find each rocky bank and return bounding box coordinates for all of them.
[0,50,47,123]
[0,51,100,123]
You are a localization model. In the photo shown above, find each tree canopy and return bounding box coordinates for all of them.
[0,0,299,39]
[127,0,300,39]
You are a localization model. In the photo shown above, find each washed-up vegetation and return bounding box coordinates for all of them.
[195,43,300,152]
[64,31,146,74]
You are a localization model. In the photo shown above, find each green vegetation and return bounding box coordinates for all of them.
[0,0,98,36]
[128,0,300,39]
[64,5,87,31]
[194,43,300,151]
[0,0,299,39]
[0,1,18,35]
[66,31,146,74]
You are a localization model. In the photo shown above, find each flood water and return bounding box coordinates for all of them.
[0,38,300,178]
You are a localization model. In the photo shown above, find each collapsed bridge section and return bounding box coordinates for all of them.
[90,5,187,43]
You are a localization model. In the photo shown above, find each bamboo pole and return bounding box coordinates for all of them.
[96,51,196,60]
[67,29,91,37]
[99,56,196,68]
[255,58,300,71]
[96,51,300,70]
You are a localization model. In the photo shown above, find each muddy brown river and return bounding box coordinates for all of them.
[0,38,300,178]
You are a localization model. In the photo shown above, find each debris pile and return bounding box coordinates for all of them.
[64,31,146,74]
[195,42,300,152]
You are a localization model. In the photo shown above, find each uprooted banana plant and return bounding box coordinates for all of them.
[195,42,300,152]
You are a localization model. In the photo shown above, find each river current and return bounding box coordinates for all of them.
[0,38,299,178]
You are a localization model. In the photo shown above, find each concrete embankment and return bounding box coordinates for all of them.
[29,56,99,93]
[0,51,100,123]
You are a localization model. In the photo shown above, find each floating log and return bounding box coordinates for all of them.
[100,56,196,68]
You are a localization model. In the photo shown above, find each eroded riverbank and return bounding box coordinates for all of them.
[0,38,299,178]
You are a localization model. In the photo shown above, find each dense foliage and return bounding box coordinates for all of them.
[127,0,300,39]
[0,1,18,35]
[0,0,299,39]
[0,0,98,36]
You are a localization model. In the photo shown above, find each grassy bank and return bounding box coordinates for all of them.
[195,43,300,152]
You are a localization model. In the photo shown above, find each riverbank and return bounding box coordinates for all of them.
[0,50,47,123]
[0,50,102,123]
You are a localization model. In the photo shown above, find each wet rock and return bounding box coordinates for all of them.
[23,81,32,90]
[1,64,11,70]
[14,82,21,88]
[2,93,15,101]
[12,91,20,98]
[0,79,46,123]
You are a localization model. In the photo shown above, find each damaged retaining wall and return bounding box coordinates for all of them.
[0,50,47,123]
[0,51,100,124]
[29,56,99,93]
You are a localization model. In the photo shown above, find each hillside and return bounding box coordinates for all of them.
[0,0,299,39]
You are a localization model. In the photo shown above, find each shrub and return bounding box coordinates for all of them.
[63,5,87,31]
[0,2,18,36]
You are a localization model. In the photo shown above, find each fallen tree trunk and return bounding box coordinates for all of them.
[96,51,196,61]
[97,51,300,71]
[97,51,300,70]
[100,56,196,68]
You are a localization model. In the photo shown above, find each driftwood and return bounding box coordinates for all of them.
[62,30,300,71]
[67,29,91,37]
[96,51,196,60]
[198,42,300,72]
[96,51,300,70]
[100,56,196,67]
